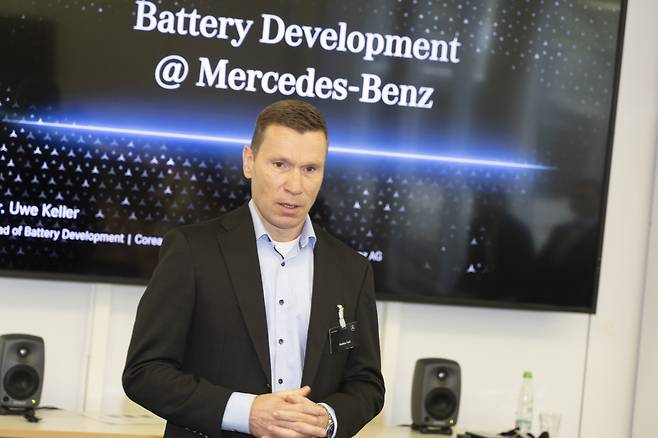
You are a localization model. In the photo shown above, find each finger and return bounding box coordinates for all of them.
[273,409,325,426]
[277,386,310,398]
[284,394,320,407]
[266,423,305,438]
[297,385,311,396]
[278,402,326,417]
[280,420,326,437]
[283,398,325,418]
[269,422,325,438]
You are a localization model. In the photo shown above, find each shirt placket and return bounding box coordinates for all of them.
[273,246,294,392]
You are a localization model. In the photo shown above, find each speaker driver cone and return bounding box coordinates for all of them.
[4,365,40,400]
[425,388,456,421]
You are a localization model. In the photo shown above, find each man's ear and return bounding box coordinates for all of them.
[243,145,254,178]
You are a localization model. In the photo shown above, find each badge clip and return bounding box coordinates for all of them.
[337,304,346,329]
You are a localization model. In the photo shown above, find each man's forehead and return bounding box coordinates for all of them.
[258,126,328,154]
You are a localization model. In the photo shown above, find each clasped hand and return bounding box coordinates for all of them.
[249,385,329,438]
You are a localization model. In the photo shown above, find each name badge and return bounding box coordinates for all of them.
[329,304,358,354]
[329,321,358,354]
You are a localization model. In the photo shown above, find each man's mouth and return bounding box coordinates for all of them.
[279,202,300,210]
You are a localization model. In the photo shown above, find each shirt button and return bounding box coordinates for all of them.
[278,378,283,384]
[278,338,284,345]
[279,299,284,305]
[281,261,285,267]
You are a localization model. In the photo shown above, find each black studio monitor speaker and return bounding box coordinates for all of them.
[411,358,461,434]
[0,334,45,409]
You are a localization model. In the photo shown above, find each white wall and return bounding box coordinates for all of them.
[633,143,658,437]
[381,303,589,436]
[631,0,658,427]
[0,277,92,411]
[1,1,658,437]
[0,279,150,415]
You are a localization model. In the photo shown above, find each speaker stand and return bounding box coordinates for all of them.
[0,406,41,423]
[412,424,453,435]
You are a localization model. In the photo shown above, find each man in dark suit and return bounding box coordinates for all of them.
[123,100,385,438]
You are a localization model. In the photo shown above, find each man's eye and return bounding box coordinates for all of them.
[273,162,285,168]
[305,167,316,173]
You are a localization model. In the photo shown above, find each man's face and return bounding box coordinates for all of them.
[243,124,327,241]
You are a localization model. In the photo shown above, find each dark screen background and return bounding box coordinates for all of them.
[0,0,624,312]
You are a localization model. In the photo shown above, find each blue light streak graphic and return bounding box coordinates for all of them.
[7,118,554,170]
[328,146,553,170]
[9,119,248,145]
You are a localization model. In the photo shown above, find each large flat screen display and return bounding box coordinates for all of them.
[0,0,625,312]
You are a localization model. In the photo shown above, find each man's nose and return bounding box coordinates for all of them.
[284,168,303,194]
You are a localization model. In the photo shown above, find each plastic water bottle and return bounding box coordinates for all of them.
[515,371,534,434]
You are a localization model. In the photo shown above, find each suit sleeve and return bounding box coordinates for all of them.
[122,229,232,438]
[322,262,385,438]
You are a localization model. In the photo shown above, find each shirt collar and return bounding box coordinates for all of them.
[248,199,316,249]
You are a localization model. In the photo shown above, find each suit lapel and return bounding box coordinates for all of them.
[302,233,336,386]
[216,204,271,384]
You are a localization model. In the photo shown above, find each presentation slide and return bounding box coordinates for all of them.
[0,0,623,311]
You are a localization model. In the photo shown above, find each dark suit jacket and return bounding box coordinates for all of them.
[123,203,385,438]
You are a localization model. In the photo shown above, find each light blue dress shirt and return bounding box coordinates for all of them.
[221,200,337,436]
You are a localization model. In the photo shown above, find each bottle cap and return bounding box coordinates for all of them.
[523,371,533,379]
